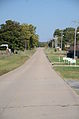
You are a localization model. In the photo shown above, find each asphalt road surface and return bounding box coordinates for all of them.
[0,48,79,119]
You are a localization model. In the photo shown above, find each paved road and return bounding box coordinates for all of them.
[0,48,79,119]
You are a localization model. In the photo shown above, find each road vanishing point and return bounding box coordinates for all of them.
[0,48,79,119]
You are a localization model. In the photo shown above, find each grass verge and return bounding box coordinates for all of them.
[53,66,79,79]
[45,48,79,79]
[0,49,35,76]
[45,48,79,65]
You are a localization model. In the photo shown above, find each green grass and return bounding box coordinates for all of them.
[76,59,79,65]
[45,48,79,79]
[48,54,63,62]
[0,49,35,76]
[54,66,79,79]
[45,48,79,65]
[45,48,67,64]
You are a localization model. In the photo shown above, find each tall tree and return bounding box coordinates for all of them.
[53,29,62,47]
[0,20,24,50]
[21,24,39,49]
[0,20,39,51]
[53,27,79,49]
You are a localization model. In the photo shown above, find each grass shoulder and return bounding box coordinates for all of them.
[0,49,36,76]
[45,48,79,80]
[53,66,79,79]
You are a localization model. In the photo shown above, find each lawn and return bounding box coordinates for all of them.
[45,48,79,65]
[45,48,79,79]
[0,49,35,76]
[45,48,67,64]
[54,66,79,79]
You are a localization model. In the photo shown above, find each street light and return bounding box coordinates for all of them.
[61,30,64,51]
[72,21,79,59]
[53,35,58,49]
[74,27,77,59]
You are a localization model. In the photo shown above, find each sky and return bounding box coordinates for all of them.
[0,0,79,42]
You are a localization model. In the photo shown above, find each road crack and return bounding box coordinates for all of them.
[0,104,79,110]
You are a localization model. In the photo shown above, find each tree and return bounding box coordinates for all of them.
[21,24,39,49]
[0,20,39,51]
[53,29,62,47]
[53,27,78,50]
[63,28,75,45]
[0,20,24,50]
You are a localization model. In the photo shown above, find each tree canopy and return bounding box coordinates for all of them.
[0,20,39,51]
[52,27,79,49]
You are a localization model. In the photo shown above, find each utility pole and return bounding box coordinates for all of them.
[61,30,63,51]
[54,36,58,49]
[73,21,79,59]
[74,27,77,59]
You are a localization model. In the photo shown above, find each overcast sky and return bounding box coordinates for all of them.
[0,0,79,41]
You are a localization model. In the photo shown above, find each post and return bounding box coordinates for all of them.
[55,36,58,49]
[72,20,79,59]
[61,31,63,51]
[74,27,77,59]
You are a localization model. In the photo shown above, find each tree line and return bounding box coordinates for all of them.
[0,20,39,51]
[48,27,79,50]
